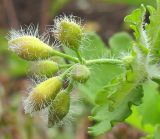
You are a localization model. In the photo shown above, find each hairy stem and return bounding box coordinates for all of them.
[60,65,74,79]
[59,64,73,69]
[66,79,74,93]
[74,49,84,64]
[86,58,123,65]
[51,50,78,62]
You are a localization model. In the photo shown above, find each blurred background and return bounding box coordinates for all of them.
[0,0,158,139]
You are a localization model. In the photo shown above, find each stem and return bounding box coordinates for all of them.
[86,59,123,65]
[59,64,73,69]
[74,49,84,64]
[60,65,74,79]
[66,79,74,93]
[51,50,78,62]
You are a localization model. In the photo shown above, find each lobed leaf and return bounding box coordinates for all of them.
[89,81,143,135]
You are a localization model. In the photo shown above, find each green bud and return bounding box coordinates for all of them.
[30,60,59,77]
[8,36,54,60]
[56,19,83,49]
[71,64,90,83]
[48,91,70,127]
[50,56,65,64]
[24,76,62,113]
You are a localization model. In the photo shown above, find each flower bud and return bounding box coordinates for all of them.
[50,56,65,64]
[48,91,70,127]
[71,64,90,83]
[8,36,54,60]
[54,16,83,49]
[24,76,62,113]
[30,60,59,77]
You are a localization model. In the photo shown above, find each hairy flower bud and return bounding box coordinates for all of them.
[8,36,54,60]
[30,60,59,77]
[71,64,90,83]
[50,56,65,64]
[48,91,70,127]
[54,16,83,49]
[24,76,62,113]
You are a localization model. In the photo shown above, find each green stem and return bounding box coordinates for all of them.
[66,79,74,93]
[60,65,74,79]
[51,50,78,62]
[59,64,73,69]
[74,49,84,64]
[86,59,123,65]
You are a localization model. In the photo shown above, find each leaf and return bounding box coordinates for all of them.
[146,1,160,62]
[124,5,146,40]
[88,81,143,135]
[138,81,160,125]
[109,32,133,56]
[78,32,133,103]
[126,80,160,137]
[124,5,149,55]
[140,124,160,139]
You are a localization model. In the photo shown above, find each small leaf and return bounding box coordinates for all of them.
[124,5,150,53]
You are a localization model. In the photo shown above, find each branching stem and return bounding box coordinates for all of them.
[74,49,84,64]
[51,50,78,62]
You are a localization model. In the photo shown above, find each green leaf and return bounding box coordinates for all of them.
[138,81,160,125]
[126,106,155,134]
[124,5,146,41]
[89,83,143,135]
[146,1,160,62]
[109,32,133,56]
[126,81,160,136]
[124,5,149,55]
[140,124,160,139]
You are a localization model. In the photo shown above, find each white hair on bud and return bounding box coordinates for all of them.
[53,14,83,32]
[57,93,83,127]
[23,92,52,115]
[6,24,60,55]
[39,91,83,128]
[22,75,51,115]
[6,24,50,43]
[50,14,87,48]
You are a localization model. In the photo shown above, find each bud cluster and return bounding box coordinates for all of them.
[7,15,91,127]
